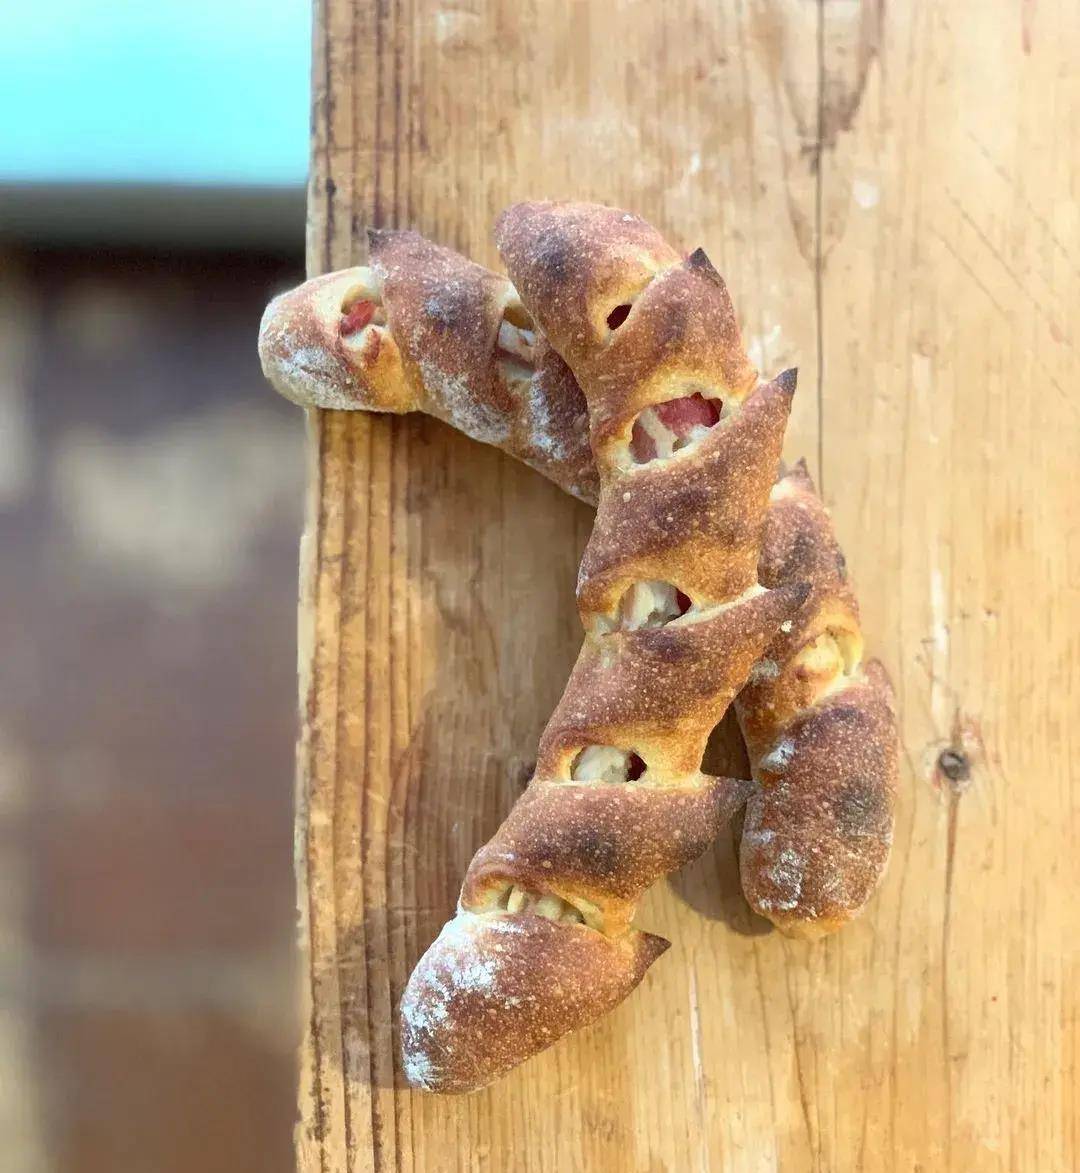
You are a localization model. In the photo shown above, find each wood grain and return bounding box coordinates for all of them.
[296,1,1079,1169]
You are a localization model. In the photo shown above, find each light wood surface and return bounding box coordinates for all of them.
[296,2,1079,1169]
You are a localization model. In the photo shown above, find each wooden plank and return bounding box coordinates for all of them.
[296,1,1078,1169]
[815,3,1080,1170]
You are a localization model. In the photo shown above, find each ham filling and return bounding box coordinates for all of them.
[340,298,376,336]
[629,392,722,463]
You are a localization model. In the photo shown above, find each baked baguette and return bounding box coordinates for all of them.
[258,232,898,940]
[735,460,897,937]
[258,228,598,502]
[394,202,805,1092]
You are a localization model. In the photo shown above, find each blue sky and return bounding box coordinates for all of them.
[1,1,310,186]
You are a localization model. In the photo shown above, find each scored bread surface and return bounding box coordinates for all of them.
[393,201,804,1092]
[258,228,597,501]
[258,226,898,943]
[735,460,897,937]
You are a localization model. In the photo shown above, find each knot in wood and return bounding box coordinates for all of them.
[937,748,971,789]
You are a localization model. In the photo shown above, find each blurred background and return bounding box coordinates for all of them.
[1,4,310,1170]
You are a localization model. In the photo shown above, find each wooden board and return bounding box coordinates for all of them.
[295,2,1079,1169]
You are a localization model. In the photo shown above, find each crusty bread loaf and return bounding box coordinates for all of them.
[258,228,598,502]
[735,460,897,937]
[393,202,804,1092]
[258,230,898,942]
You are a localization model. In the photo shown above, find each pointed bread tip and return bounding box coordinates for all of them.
[685,246,724,285]
[494,202,533,249]
[779,457,816,495]
[638,931,672,964]
[367,225,414,256]
[775,367,798,395]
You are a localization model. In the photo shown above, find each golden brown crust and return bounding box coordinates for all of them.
[493,204,756,414]
[493,203,680,366]
[462,776,747,927]
[535,579,808,780]
[257,231,598,502]
[398,202,801,1093]
[526,337,599,501]
[258,233,897,945]
[739,661,897,938]
[400,913,667,1094]
[577,377,796,614]
[734,463,897,938]
[372,227,517,429]
[258,266,411,412]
